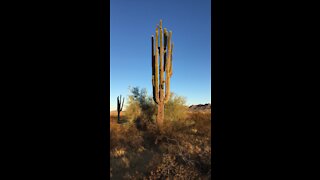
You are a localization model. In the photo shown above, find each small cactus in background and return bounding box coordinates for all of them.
[117,95,125,123]
[151,20,173,129]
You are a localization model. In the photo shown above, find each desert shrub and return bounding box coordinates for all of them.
[164,93,188,122]
[125,87,157,124]
[127,87,188,124]
[142,96,157,122]
[125,96,141,123]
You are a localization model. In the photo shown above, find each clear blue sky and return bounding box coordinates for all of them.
[110,0,211,111]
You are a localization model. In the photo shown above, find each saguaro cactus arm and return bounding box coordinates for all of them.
[117,95,124,112]
[159,20,165,102]
[153,25,160,104]
[117,96,119,111]
[117,95,125,123]
[164,31,173,103]
[121,96,124,110]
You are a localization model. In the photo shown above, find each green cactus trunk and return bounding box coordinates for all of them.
[151,20,173,129]
[117,95,124,123]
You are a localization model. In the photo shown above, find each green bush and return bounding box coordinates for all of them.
[125,86,187,124]
[125,95,141,123]
[125,87,156,123]
[164,93,188,122]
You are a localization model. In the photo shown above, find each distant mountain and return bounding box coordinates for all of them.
[188,103,211,111]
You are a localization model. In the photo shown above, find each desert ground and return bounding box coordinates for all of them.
[110,106,211,179]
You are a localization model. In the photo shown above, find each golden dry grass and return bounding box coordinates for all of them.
[110,111,211,179]
[110,110,126,117]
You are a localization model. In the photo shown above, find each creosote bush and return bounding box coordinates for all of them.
[164,92,188,122]
[124,97,141,123]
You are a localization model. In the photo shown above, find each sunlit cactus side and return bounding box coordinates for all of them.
[117,95,125,123]
[151,20,173,129]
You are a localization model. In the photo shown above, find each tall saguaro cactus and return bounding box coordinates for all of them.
[117,95,124,123]
[151,20,173,128]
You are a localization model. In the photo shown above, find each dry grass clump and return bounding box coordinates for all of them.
[148,154,200,179]
[110,121,143,150]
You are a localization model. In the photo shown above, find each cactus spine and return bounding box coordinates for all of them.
[151,20,173,128]
[117,95,124,123]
